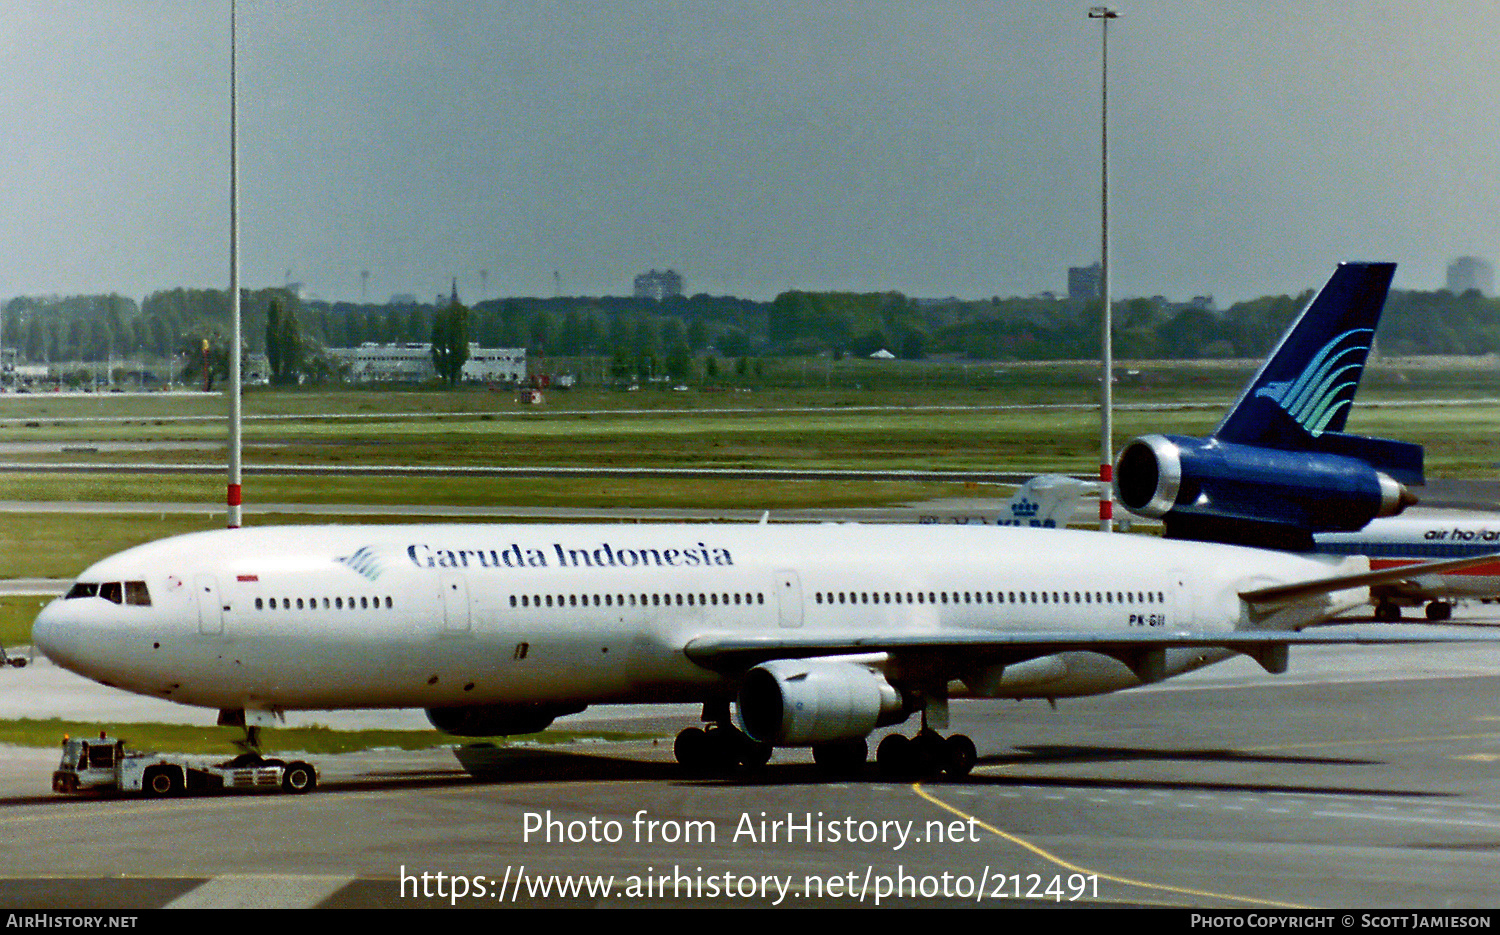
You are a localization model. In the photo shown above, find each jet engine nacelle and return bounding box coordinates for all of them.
[736,658,906,746]
[426,702,586,737]
[1115,433,1416,550]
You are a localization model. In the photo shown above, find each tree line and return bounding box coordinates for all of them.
[5,282,1500,385]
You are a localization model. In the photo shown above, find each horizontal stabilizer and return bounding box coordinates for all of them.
[1307,432,1424,486]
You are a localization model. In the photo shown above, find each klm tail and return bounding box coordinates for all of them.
[1211,261,1421,485]
[997,474,1092,528]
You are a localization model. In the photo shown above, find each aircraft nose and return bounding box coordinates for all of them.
[32,599,79,668]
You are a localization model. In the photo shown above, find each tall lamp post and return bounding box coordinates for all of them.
[1089,5,1117,532]
[227,0,243,529]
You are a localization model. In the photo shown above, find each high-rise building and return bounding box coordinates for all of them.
[634,269,684,300]
[1446,256,1493,296]
[1068,263,1101,301]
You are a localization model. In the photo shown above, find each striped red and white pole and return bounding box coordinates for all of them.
[1098,462,1113,526]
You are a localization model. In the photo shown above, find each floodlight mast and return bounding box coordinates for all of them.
[1089,5,1117,532]
[227,0,243,529]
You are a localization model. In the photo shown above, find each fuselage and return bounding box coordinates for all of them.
[32,522,1360,716]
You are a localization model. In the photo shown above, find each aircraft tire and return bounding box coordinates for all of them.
[1375,601,1402,622]
[1426,601,1452,622]
[942,735,977,779]
[876,733,913,777]
[674,727,712,772]
[736,737,773,769]
[912,731,947,776]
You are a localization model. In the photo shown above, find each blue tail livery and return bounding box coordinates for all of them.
[1114,262,1422,551]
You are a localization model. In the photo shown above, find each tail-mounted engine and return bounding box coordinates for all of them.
[1115,433,1417,550]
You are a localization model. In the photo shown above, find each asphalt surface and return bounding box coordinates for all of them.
[2,625,1500,910]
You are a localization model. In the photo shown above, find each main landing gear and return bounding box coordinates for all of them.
[671,702,978,780]
[873,693,976,779]
[1374,599,1453,622]
[875,730,976,780]
[673,702,772,773]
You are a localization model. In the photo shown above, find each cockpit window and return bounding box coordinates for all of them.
[63,581,150,606]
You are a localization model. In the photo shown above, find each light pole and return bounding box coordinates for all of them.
[1089,5,1117,532]
[226,0,243,529]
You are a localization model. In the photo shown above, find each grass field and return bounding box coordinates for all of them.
[0,718,646,754]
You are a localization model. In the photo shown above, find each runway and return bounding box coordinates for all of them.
[1,637,1499,909]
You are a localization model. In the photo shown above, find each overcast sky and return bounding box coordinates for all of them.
[0,1,1495,306]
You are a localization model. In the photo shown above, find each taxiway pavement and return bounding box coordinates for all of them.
[0,629,1499,909]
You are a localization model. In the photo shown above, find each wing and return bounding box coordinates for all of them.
[686,552,1500,684]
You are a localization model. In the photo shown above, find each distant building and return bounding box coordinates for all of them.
[634,269,684,301]
[1068,264,1101,301]
[330,343,526,384]
[1447,256,1493,296]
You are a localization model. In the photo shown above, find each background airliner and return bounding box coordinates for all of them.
[1316,517,1500,620]
[1113,260,1500,622]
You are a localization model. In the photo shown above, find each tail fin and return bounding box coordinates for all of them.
[998,474,1092,528]
[1214,262,1395,448]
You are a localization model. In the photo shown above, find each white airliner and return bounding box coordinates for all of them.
[30,517,1499,779]
[1316,516,1500,621]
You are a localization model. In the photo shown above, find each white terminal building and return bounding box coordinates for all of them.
[329,343,527,384]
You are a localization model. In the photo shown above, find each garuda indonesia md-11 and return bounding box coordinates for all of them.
[32,263,1489,781]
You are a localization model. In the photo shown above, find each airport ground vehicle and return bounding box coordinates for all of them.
[50,732,317,796]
